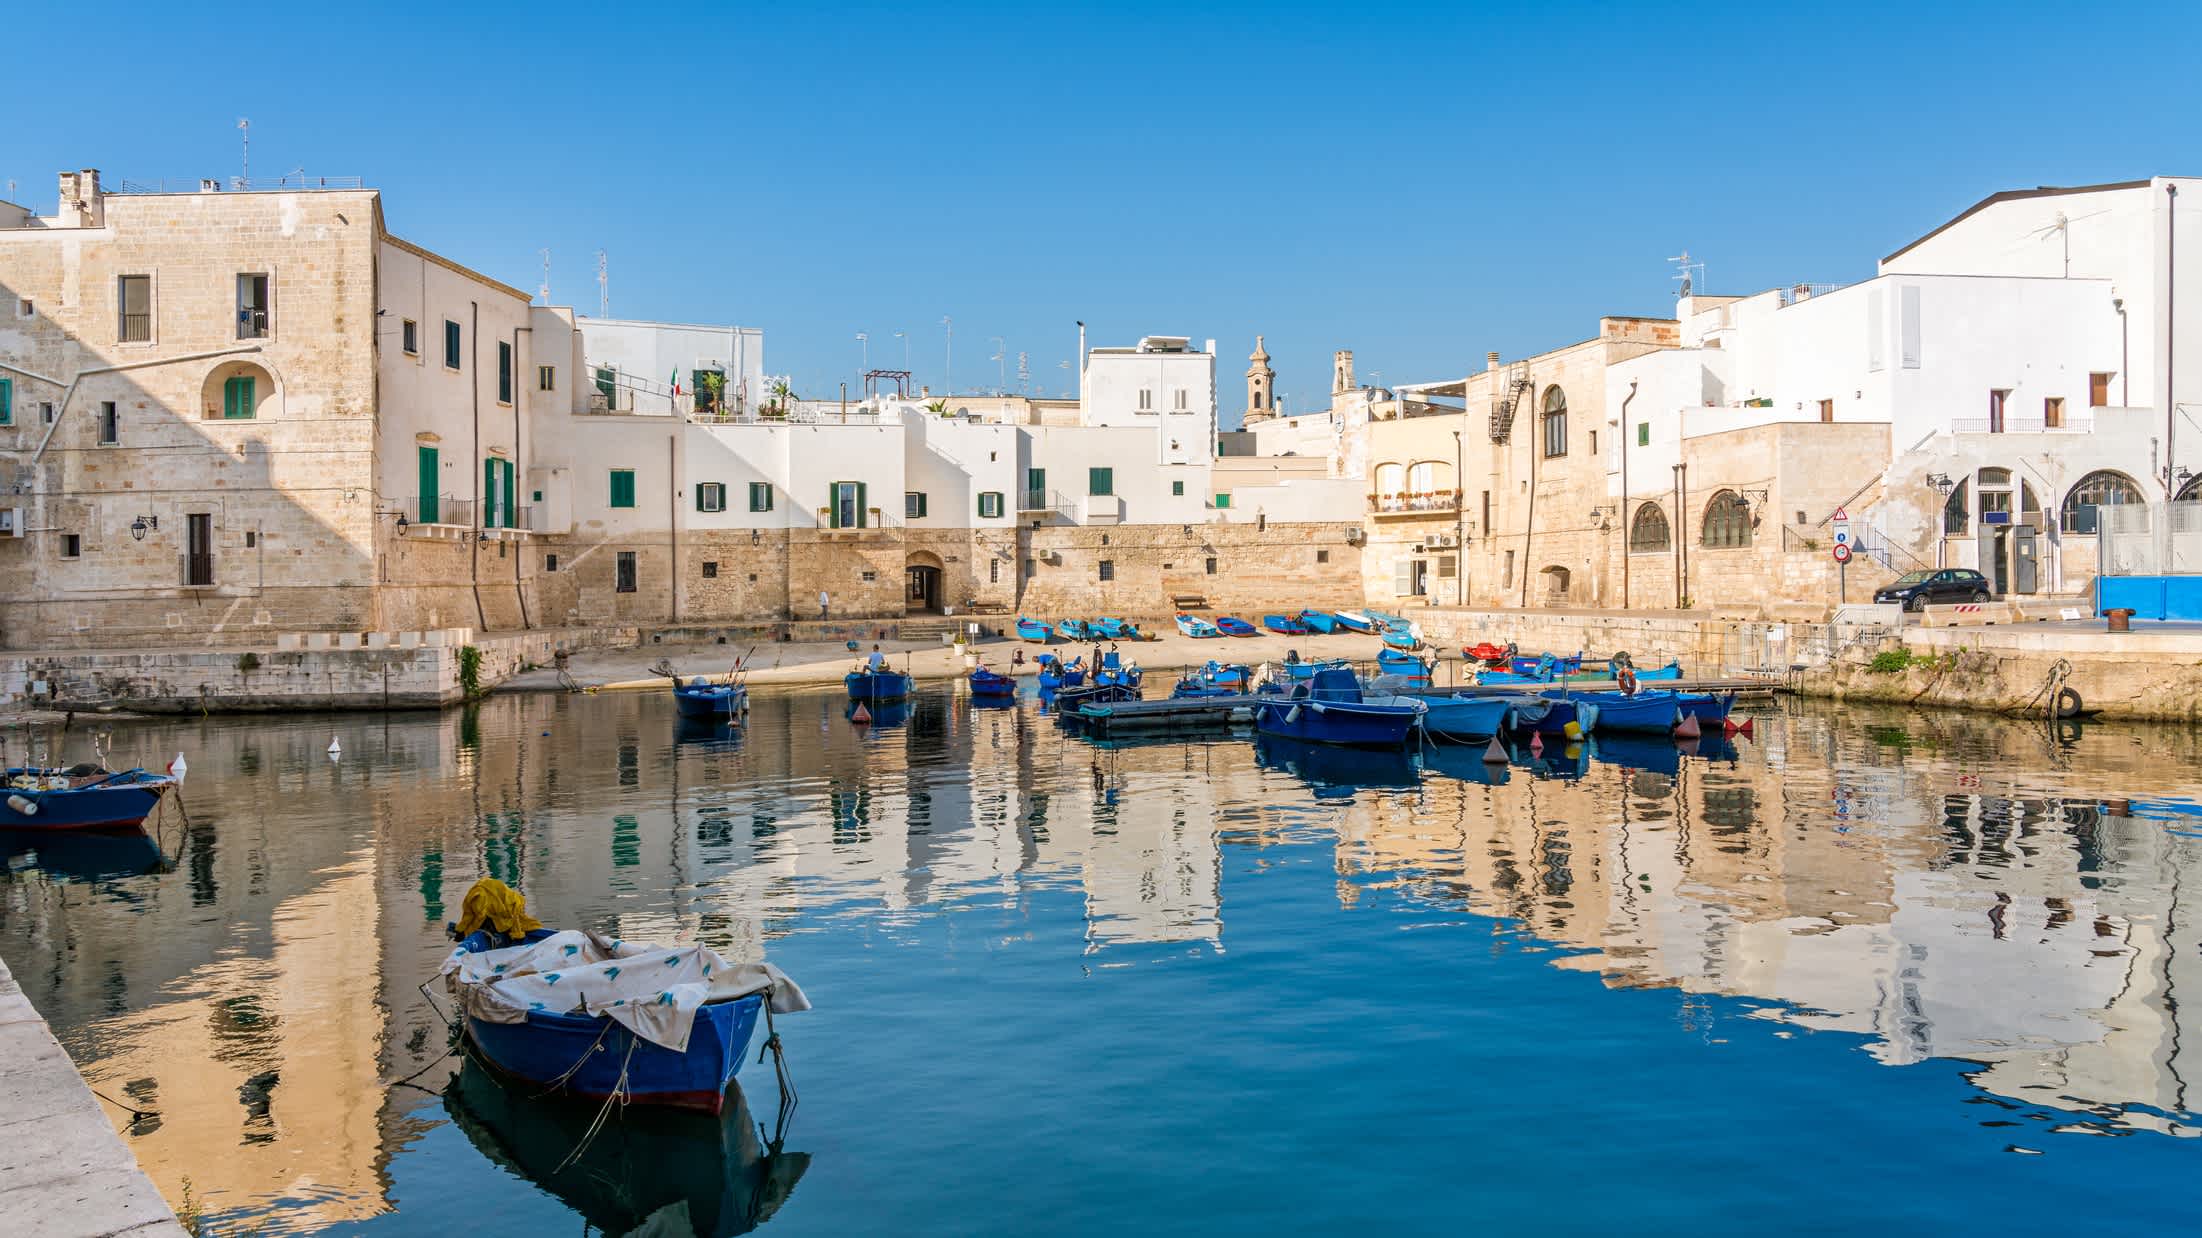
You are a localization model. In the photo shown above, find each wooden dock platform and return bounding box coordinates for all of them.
[1070,695,1256,736]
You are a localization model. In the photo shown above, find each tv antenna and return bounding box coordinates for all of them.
[596,251,608,317]
[1668,250,1703,298]
[538,248,551,303]
[236,118,250,188]
[1017,351,1030,394]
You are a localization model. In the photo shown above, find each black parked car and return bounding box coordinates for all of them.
[1875,568,1991,612]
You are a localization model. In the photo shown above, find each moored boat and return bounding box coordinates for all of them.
[1015,617,1054,642]
[1555,688,1678,734]
[1172,661,1249,697]
[1675,690,1735,726]
[1254,666,1426,748]
[1402,691,1514,742]
[1057,618,1091,640]
[0,767,175,831]
[845,667,913,702]
[671,677,747,720]
[1380,626,1421,651]
[1283,657,1350,681]
[1175,613,1221,638]
[1216,616,1257,637]
[1036,653,1087,690]
[1375,647,1433,682]
[439,880,808,1115]
[969,666,1017,698]
[1298,610,1341,634]
[1094,649,1143,688]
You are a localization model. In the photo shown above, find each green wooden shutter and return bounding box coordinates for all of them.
[418,446,439,523]
[1089,467,1112,496]
[503,460,516,528]
[484,459,497,526]
[857,482,868,528]
[827,483,840,529]
[610,470,635,508]
[0,378,11,425]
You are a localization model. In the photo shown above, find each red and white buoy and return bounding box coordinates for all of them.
[851,704,873,725]
[167,752,188,782]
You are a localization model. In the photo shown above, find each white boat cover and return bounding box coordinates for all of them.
[441,929,810,1053]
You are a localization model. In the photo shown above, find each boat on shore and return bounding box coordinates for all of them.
[1175,613,1221,638]
[1216,616,1257,637]
[1057,618,1092,640]
[1262,614,1311,635]
[1093,617,1140,639]
[0,767,175,830]
[1015,617,1054,642]
[1375,647,1433,682]
[1298,610,1340,633]
[1331,610,1378,633]
[1254,667,1425,748]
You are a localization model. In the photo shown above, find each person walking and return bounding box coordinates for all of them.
[818,589,830,621]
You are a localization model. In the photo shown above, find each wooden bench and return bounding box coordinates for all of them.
[1170,594,1207,610]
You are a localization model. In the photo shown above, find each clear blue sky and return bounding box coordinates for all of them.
[11,3,2195,424]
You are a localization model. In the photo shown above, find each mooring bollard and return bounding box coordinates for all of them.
[2104,607,2135,633]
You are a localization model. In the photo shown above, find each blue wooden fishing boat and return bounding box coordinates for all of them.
[1298,610,1340,634]
[969,666,1017,698]
[1094,650,1143,688]
[445,925,804,1116]
[1401,691,1514,742]
[671,677,747,720]
[0,767,175,830]
[1253,734,1422,795]
[1036,653,1086,690]
[845,667,913,702]
[1015,616,1054,642]
[1375,647,1432,682]
[1331,611,1378,634]
[1051,681,1142,715]
[1675,690,1735,726]
[1380,626,1420,652]
[1262,613,1310,635]
[1254,667,1426,748]
[1556,688,1678,734]
[1366,610,1409,629]
[1093,616,1138,639]
[1175,613,1220,638]
[1508,652,1581,676]
[1502,694,1597,736]
[1057,618,1091,640]
[1215,616,1257,637]
[1283,657,1350,681]
[1172,662,1248,697]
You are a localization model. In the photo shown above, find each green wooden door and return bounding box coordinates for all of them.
[418,446,439,523]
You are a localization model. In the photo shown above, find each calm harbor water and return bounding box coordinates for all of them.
[2,687,2199,1235]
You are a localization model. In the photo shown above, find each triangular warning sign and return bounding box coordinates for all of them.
[1832,506,1849,522]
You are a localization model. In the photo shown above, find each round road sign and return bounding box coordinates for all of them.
[1831,543,1853,564]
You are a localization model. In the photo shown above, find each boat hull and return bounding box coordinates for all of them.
[671,684,746,719]
[0,772,172,831]
[845,671,913,702]
[1254,698,1423,748]
[969,670,1017,698]
[1261,615,1310,635]
[1331,612,1377,633]
[1216,618,1257,637]
[1298,611,1339,634]
[1560,690,1678,733]
[464,995,763,1115]
[1414,695,1514,741]
[1015,620,1053,642]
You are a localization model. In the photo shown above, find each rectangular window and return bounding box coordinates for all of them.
[749,481,774,512]
[1988,389,2009,434]
[1589,429,1598,456]
[905,492,929,519]
[1637,422,1649,446]
[1088,467,1113,496]
[17,299,31,317]
[118,275,151,342]
[0,378,11,425]
[244,530,257,548]
[1023,557,1035,578]
[1818,398,1834,423]
[830,480,866,529]
[1316,549,1330,564]
[702,561,719,578]
[609,469,636,508]
[696,482,726,513]
[538,365,556,392]
[1171,480,1185,497]
[1899,285,1922,369]
[1214,492,1231,508]
[236,273,270,339]
[1174,389,1189,410]
[1137,388,1153,411]
[2089,373,2111,407]
[2044,396,2064,428]
[222,374,256,419]
[443,319,462,370]
[1438,555,1457,579]
[544,553,559,572]
[989,558,1000,584]
[1098,560,1115,582]
[98,401,118,445]
[977,491,1004,518]
[402,319,419,356]
[1204,557,1217,575]
[497,341,514,403]
[1482,490,1492,532]
[615,550,637,593]
[1503,549,1515,590]
[40,402,54,425]
[60,533,80,558]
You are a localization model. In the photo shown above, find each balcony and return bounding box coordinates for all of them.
[1368,491,1463,518]
[398,496,538,539]
[1949,416,2095,435]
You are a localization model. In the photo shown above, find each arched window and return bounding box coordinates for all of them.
[1701,490,1752,548]
[1406,461,1437,492]
[2178,475,2202,503]
[2062,469,2146,534]
[1629,502,1671,552]
[1943,477,1969,535]
[1541,386,1568,458]
[1374,462,1405,496]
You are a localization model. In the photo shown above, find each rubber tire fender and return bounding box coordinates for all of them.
[2054,686,2083,719]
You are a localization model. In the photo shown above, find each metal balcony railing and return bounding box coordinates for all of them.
[1369,492,1462,515]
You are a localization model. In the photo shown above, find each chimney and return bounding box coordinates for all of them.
[1486,351,1500,374]
[58,169,104,228]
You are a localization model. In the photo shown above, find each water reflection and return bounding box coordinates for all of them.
[0,692,2195,1233]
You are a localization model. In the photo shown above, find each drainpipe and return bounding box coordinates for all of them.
[2116,297,2129,407]
[2167,182,2179,498]
[1453,429,1465,605]
[1621,380,1636,609]
[469,301,486,631]
[1677,460,1690,608]
[513,324,532,630]
[1518,381,1537,608]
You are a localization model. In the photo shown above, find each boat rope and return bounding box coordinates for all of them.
[2010,657,2076,719]
[534,1016,619,1099]
[758,995,800,1134]
[552,1035,637,1177]
[87,1085,157,1122]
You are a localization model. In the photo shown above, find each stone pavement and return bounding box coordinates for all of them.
[0,956,183,1237]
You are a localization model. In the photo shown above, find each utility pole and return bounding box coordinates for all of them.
[236,118,250,188]
[941,316,953,394]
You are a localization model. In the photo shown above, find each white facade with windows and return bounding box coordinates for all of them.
[575,316,764,418]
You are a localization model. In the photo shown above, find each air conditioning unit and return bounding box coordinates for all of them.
[0,507,19,537]
[1344,526,1364,544]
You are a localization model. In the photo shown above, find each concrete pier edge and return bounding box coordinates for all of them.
[0,955,185,1237]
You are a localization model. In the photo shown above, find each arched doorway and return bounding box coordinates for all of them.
[906,549,945,613]
[1539,565,1572,605]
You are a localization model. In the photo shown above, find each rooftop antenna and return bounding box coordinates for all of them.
[990,337,1006,394]
[538,248,551,304]
[1017,351,1030,395]
[1668,250,1703,299]
[2026,209,2105,278]
[236,118,250,189]
[596,250,608,318]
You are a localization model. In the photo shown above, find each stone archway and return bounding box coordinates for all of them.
[905,549,946,613]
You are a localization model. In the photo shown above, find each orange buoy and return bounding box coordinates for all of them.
[851,704,873,725]
[1674,713,1702,740]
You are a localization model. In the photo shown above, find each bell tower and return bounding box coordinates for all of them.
[1333,349,1355,394]
[1243,335,1275,426]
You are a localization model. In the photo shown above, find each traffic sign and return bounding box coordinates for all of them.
[1832,506,1849,523]
[1832,543,1853,564]
[1833,529,1850,545]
